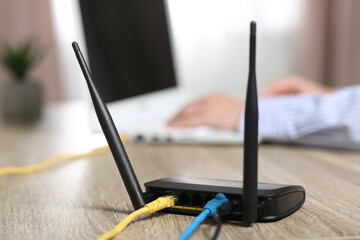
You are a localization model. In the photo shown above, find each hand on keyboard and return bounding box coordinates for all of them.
[168,93,244,131]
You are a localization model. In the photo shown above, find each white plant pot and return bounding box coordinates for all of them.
[1,81,43,122]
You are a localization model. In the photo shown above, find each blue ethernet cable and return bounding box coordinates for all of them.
[179,210,209,240]
[179,193,229,240]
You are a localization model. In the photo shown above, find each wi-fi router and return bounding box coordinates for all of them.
[72,21,305,224]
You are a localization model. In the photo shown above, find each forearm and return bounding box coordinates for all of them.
[238,85,360,150]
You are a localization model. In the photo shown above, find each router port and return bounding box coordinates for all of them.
[204,194,214,204]
[178,192,190,206]
[191,194,203,207]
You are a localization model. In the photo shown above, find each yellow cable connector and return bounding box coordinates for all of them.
[0,135,126,177]
[145,195,177,213]
[97,196,177,240]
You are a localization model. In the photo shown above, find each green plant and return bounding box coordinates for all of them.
[1,41,40,81]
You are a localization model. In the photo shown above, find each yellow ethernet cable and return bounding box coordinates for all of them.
[0,145,109,176]
[0,135,125,177]
[97,196,177,240]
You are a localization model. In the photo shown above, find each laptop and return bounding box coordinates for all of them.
[78,0,243,144]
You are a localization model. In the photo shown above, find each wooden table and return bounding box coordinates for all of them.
[0,102,359,240]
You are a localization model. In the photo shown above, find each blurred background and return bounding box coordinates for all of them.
[0,0,359,114]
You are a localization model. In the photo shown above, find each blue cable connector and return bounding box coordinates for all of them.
[179,193,229,240]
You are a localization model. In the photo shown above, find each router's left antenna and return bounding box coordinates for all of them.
[72,41,146,209]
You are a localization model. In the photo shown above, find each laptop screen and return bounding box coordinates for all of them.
[79,0,177,103]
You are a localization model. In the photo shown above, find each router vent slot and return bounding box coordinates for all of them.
[277,192,305,213]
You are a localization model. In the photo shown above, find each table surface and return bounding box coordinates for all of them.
[0,102,359,240]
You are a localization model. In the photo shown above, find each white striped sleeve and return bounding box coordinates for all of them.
[237,85,360,150]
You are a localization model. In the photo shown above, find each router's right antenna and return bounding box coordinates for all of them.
[72,42,146,210]
[242,21,258,224]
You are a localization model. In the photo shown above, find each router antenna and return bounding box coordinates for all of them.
[242,21,258,224]
[72,42,146,209]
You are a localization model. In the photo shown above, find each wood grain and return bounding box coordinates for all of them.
[0,102,359,240]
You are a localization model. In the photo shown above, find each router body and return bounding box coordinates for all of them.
[145,177,305,221]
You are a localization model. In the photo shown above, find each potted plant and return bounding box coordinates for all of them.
[1,41,43,122]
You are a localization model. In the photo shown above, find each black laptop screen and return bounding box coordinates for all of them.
[78,0,177,103]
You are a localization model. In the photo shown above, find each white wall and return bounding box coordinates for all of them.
[167,0,304,98]
[51,0,304,100]
[49,0,88,101]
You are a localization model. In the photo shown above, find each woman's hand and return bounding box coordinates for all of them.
[261,75,333,98]
[168,93,244,130]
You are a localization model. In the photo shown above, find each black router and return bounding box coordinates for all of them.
[73,21,305,224]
